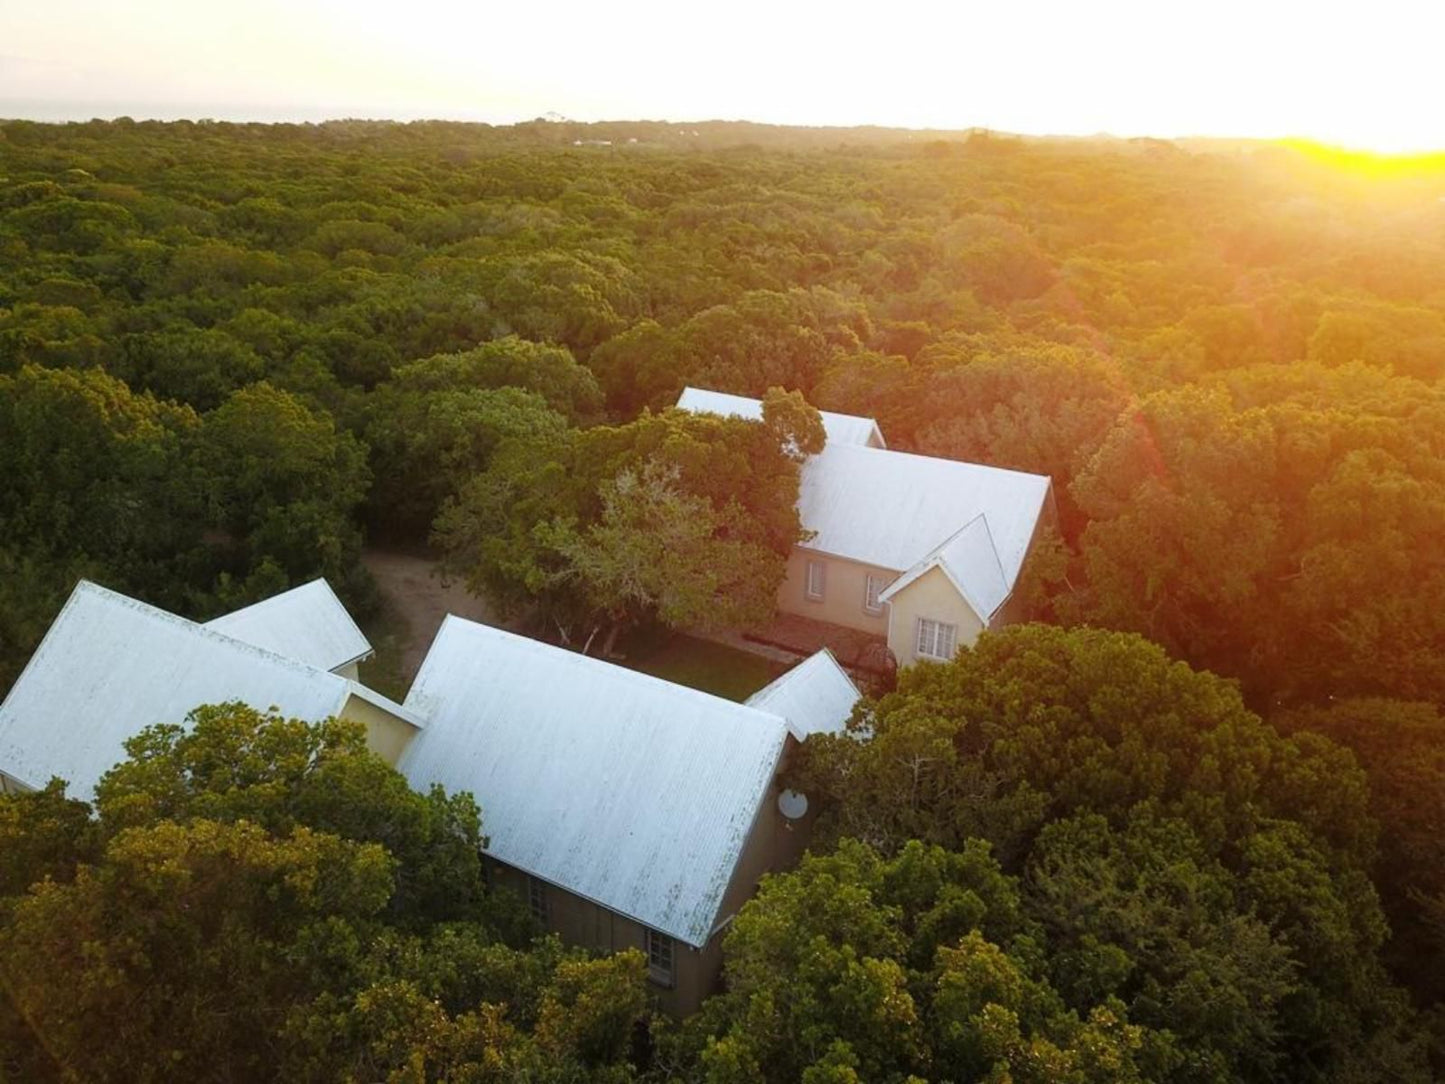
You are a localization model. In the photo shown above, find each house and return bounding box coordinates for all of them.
[0,581,420,798]
[0,579,862,1014]
[203,579,374,679]
[675,388,1054,666]
[675,386,887,448]
[397,616,860,1014]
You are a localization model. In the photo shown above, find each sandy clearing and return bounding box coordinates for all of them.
[361,549,497,682]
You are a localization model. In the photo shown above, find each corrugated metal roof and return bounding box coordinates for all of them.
[798,443,1050,591]
[878,514,1011,621]
[205,579,372,673]
[676,387,886,448]
[745,649,860,739]
[0,582,358,801]
[398,617,792,947]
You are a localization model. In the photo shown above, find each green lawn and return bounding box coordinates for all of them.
[620,630,780,702]
[355,599,414,703]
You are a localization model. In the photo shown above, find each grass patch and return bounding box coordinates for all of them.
[355,596,413,703]
[619,628,780,702]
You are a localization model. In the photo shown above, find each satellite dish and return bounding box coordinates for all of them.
[777,789,809,820]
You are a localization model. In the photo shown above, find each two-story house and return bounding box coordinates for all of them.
[675,387,1055,666]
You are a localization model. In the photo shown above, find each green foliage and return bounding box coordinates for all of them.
[198,381,370,590]
[0,704,651,1083]
[1275,699,1445,1003]
[2,118,1444,1071]
[1,817,395,1083]
[1068,370,1445,703]
[790,625,1426,1082]
[665,839,1166,1083]
[436,404,811,647]
[93,703,486,926]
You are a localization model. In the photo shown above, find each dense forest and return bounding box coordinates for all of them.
[2,118,1445,1080]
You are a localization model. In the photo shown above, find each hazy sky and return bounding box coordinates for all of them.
[3,0,1443,151]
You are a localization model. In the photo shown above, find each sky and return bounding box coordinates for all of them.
[2,0,1443,152]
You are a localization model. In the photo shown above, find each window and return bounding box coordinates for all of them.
[527,875,549,924]
[915,618,958,660]
[864,574,887,615]
[645,928,675,987]
[805,559,826,601]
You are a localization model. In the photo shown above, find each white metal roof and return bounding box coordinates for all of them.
[398,617,792,947]
[204,579,372,673]
[877,514,1012,622]
[0,582,362,801]
[745,649,860,740]
[798,442,1050,589]
[676,387,886,448]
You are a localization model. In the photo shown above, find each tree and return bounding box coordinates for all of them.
[1275,699,1445,1003]
[549,460,782,654]
[364,382,567,539]
[788,625,1426,1081]
[93,703,488,926]
[436,404,812,644]
[197,381,370,595]
[663,838,1166,1083]
[1,818,396,1083]
[0,704,651,1083]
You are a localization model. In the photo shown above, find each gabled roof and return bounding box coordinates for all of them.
[745,649,860,740]
[797,442,1050,591]
[398,617,793,947]
[0,582,370,801]
[676,387,886,448]
[204,579,372,673]
[877,514,1012,622]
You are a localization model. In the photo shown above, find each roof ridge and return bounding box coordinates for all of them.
[819,440,1052,483]
[69,580,355,688]
[415,615,791,733]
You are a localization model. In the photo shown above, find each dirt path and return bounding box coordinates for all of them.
[361,549,497,685]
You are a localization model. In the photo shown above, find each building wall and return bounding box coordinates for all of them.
[886,566,986,667]
[339,693,418,767]
[777,548,896,636]
[485,757,817,1017]
[487,859,722,1016]
[334,660,362,682]
[0,770,33,796]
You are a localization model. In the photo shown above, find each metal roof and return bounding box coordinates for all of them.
[204,579,373,673]
[745,649,860,740]
[0,582,360,801]
[798,442,1050,590]
[676,387,886,448]
[878,514,1011,621]
[398,617,792,947]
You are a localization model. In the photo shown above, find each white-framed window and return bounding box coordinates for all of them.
[805,558,826,601]
[645,928,675,988]
[527,875,549,924]
[915,618,958,661]
[864,574,887,615]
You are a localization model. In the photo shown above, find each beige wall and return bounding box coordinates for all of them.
[777,548,896,636]
[334,660,362,682]
[886,566,986,667]
[338,693,417,767]
[0,770,33,796]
